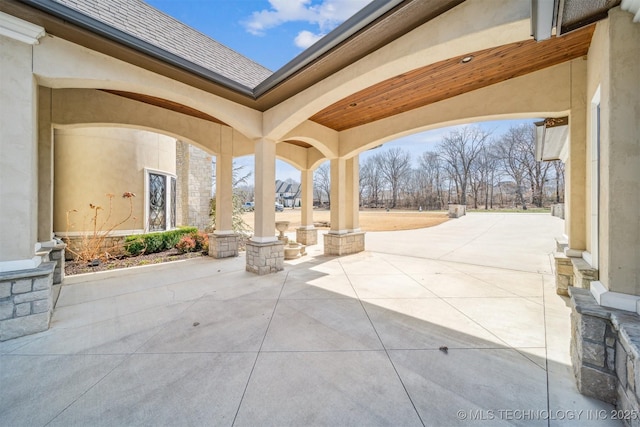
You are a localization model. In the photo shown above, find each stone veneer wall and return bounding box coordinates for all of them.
[555,253,574,296]
[0,261,56,341]
[176,141,213,230]
[324,232,365,256]
[62,235,127,260]
[570,287,640,418]
[246,241,284,275]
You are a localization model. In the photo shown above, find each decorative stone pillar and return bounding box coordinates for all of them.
[296,168,317,246]
[324,157,365,256]
[247,138,283,274]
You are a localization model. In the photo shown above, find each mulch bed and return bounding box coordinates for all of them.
[64,249,205,276]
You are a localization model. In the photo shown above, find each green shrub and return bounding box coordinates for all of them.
[124,227,198,256]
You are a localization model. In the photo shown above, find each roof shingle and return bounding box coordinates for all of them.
[52,0,273,88]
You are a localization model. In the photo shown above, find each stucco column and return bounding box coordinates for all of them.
[598,8,640,297]
[329,158,347,234]
[564,59,588,257]
[296,168,317,246]
[38,87,54,243]
[252,138,277,242]
[345,155,360,232]
[300,169,314,228]
[0,34,42,272]
[215,140,233,235]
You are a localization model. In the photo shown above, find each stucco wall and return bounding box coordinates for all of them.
[589,8,640,295]
[53,127,176,235]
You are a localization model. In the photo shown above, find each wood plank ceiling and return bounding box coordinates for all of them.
[309,25,595,132]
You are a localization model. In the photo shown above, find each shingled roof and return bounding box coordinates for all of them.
[52,0,273,88]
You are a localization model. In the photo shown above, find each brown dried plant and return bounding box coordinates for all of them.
[64,192,137,263]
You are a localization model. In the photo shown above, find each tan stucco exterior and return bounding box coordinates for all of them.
[53,127,176,235]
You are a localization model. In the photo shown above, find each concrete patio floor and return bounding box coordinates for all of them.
[0,213,621,426]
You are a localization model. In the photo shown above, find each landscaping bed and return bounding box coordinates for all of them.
[64,248,205,276]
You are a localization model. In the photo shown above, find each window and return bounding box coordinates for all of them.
[145,169,176,232]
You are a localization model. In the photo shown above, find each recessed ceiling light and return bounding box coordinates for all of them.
[460,55,474,64]
[349,102,357,107]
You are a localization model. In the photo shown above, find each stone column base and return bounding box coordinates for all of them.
[296,227,317,246]
[208,233,239,259]
[0,261,56,341]
[555,253,574,296]
[246,240,284,275]
[324,232,365,256]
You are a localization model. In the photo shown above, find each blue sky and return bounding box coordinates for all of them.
[145,0,538,182]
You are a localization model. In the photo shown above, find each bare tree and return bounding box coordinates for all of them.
[418,151,445,209]
[374,147,412,208]
[313,163,331,206]
[552,160,565,203]
[495,125,533,209]
[360,156,385,207]
[438,127,490,205]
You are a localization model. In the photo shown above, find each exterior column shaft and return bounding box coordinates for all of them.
[300,169,314,228]
[38,87,54,243]
[565,59,588,255]
[346,156,360,232]
[253,138,277,242]
[215,144,233,234]
[329,158,347,234]
[0,35,40,271]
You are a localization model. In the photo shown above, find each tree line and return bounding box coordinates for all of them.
[313,124,565,210]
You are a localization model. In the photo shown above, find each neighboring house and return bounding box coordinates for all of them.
[275,180,301,208]
[1,0,640,412]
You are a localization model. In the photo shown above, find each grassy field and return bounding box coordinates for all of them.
[242,208,450,232]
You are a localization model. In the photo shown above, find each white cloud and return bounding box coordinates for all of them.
[244,0,372,44]
[294,30,325,48]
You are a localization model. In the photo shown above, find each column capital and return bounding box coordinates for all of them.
[0,11,45,45]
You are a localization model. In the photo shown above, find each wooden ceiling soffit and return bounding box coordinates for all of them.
[310,25,595,132]
[101,90,227,126]
[254,0,464,110]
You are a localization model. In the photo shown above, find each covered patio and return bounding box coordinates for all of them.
[0,214,619,426]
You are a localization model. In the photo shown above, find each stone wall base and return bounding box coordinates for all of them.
[209,233,239,259]
[570,287,640,410]
[324,232,365,256]
[555,253,573,296]
[0,262,56,341]
[296,228,317,246]
[573,258,599,289]
[62,235,126,261]
[246,240,284,275]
